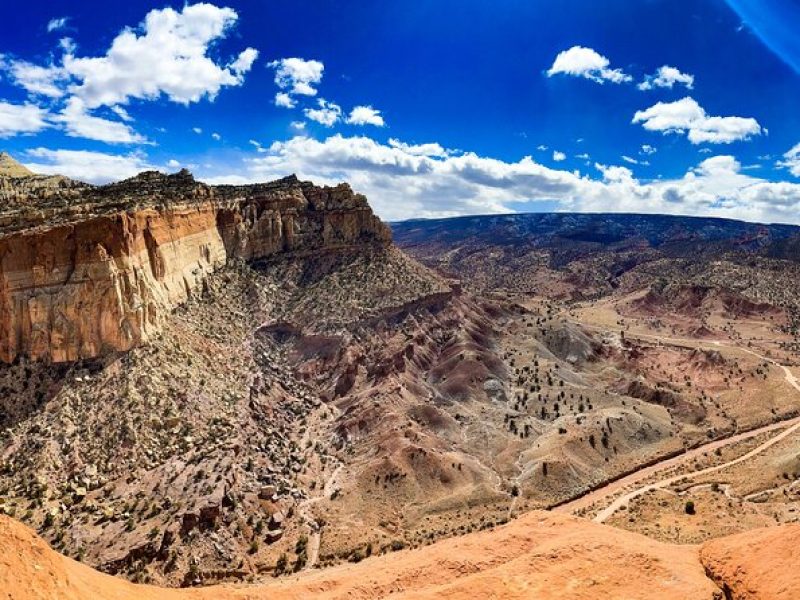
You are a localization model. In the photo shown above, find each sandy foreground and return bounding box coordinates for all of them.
[2,510,796,600]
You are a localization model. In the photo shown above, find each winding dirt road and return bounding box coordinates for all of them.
[555,326,800,523]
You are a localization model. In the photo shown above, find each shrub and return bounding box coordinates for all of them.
[274,553,288,576]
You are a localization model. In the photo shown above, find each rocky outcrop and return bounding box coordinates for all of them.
[700,523,800,599]
[8,510,798,600]
[0,169,391,363]
[0,152,34,177]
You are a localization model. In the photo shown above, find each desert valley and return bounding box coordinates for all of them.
[1,152,799,598]
[3,2,800,597]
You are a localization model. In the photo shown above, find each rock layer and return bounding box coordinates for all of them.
[0,170,391,363]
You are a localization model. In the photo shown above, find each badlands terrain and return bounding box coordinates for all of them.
[393,213,800,543]
[1,152,799,598]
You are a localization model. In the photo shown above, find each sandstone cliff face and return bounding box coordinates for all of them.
[0,170,391,363]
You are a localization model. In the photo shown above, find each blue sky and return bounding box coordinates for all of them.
[1,0,800,223]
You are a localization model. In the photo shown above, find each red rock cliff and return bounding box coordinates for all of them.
[0,170,391,363]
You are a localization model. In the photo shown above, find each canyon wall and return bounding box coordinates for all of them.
[0,171,391,363]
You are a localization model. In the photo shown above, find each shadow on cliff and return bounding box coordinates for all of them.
[0,356,112,429]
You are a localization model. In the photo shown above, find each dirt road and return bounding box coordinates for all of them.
[554,325,800,522]
[296,464,343,569]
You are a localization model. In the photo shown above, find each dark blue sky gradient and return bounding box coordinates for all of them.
[0,0,798,184]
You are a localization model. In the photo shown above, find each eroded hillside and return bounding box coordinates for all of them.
[394,212,800,549]
[3,160,800,589]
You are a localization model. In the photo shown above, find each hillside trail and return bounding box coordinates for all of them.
[555,323,800,522]
[296,462,343,569]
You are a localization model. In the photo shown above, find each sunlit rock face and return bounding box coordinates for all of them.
[0,168,391,363]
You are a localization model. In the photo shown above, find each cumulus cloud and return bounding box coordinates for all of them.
[62,4,257,108]
[388,138,451,158]
[54,98,146,143]
[47,17,69,33]
[641,144,657,155]
[778,143,800,177]
[200,134,800,224]
[633,97,762,144]
[1,4,257,144]
[6,61,68,98]
[346,105,385,127]
[23,148,152,183]
[304,99,342,127]
[0,101,50,137]
[547,46,631,84]
[552,150,566,161]
[638,65,694,91]
[268,57,324,107]
[274,92,296,108]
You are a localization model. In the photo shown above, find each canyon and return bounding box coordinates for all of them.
[2,154,800,596]
[0,167,389,363]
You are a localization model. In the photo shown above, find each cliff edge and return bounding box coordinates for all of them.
[0,165,391,362]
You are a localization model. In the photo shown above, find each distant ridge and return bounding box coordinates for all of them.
[0,152,34,178]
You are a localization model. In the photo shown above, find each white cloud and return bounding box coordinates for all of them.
[633,97,762,144]
[167,159,181,168]
[638,65,694,91]
[60,4,256,108]
[641,144,657,155]
[388,138,450,158]
[212,132,221,141]
[23,148,152,183]
[290,121,306,130]
[193,127,203,134]
[552,151,566,162]
[47,17,69,33]
[576,152,590,160]
[229,47,258,77]
[304,99,341,127]
[54,98,146,144]
[346,105,385,127]
[547,46,631,84]
[268,57,324,97]
[778,143,800,177]
[0,101,50,137]
[249,139,266,152]
[274,92,296,108]
[6,61,68,98]
[200,134,800,224]
[621,155,639,164]
[59,37,76,54]
[1,4,256,145]
[537,144,548,151]
[110,105,133,122]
